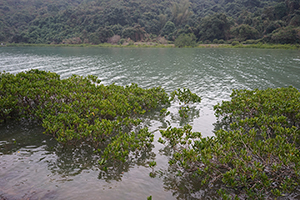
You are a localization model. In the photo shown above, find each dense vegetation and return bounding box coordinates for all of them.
[1,0,300,45]
[160,87,300,199]
[0,69,200,163]
[1,70,300,199]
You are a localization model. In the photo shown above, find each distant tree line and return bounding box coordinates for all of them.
[0,0,300,45]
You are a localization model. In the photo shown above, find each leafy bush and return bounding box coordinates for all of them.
[218,39,225,44]
[174,33,197,47]
[170,88,201,118]
[0,70,201,164]
[231,40,240,46]
[159,87,300,199]
[0,70,170,160]
[118,38,125,45]
[212,39,218,44]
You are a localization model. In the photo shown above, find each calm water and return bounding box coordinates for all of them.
[0,47,300,199]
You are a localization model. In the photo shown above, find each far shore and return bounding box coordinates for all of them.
[1,42,299,50]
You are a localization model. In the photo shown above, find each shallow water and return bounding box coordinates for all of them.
[1,47,300,199]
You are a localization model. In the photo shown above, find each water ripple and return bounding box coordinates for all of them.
[1,47,300,134]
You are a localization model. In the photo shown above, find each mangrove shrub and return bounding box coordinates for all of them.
[159,87,300,199]
[0,69,201,164]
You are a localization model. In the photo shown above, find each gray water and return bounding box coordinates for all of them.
[0,47,300,199]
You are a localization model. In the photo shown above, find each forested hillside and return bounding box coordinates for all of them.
[1,0,300,44]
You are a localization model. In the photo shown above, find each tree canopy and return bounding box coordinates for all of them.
[0,0,300,44]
